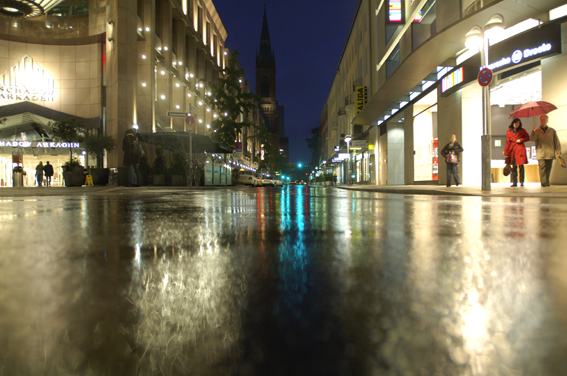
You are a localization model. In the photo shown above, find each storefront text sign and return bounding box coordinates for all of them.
[0,54,55,104]
[485,22,561,73]
[0,141,81,148]
[355,86,367,115]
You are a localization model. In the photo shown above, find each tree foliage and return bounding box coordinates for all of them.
[84,133,116,168]
[50,117,86,163]
[205,50,260,147]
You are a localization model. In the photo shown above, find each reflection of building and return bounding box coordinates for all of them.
[0,0,263,187]
[321,0,567,186]
[256,6,284,159]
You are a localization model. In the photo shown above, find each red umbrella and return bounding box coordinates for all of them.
[509,101,557,118]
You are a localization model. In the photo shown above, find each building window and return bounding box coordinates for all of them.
[155,0,164,38]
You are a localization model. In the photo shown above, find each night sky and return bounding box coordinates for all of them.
[213,0,359,164]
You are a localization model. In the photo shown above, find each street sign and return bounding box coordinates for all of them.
[235,142,242,152]
[185,115,195,126]
[351,140,368,148]
[167,111,189,118]
[478,68,493,87]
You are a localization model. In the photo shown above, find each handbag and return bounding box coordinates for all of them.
[503,156,512,176]
[446,152,458,164]
[558,155,566,168]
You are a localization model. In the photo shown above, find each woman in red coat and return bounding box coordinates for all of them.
[503,118,530,187]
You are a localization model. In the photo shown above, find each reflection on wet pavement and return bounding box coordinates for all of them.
[1,187,567,375]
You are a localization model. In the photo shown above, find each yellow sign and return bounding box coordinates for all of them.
[355,86,367,115]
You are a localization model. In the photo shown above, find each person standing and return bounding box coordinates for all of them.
[503,118,530,187]
[333,173,337,186]
[441,134,464,187]
[530,114,562,187]
[35,161,44,187]
[44,161,54,187]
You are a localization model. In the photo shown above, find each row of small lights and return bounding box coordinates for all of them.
[205,153,256,171]
[135,26,255,171]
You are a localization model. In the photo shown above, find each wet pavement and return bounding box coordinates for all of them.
[1,186,567,375]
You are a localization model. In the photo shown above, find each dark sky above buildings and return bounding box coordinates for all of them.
[214,0,359,164]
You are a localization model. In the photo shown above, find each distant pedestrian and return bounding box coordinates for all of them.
[333,173,337,186]
[441,134,464,187]
[35,161,44,187]
[44,161,54,186]
[503,118,530,187]
[530,114,562,187]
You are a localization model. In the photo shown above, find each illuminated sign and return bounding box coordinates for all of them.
[355,86,367,115]
[332,153,350,163]
[0,141,81,148]
[486,22,561,73]
[484,43,552,71]
[388,0,404,23]
[0,54,55,103]
[441,67,464,93]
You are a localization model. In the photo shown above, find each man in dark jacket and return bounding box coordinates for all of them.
[44,161,54,186]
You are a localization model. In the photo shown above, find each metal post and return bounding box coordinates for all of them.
[480,34,492,191]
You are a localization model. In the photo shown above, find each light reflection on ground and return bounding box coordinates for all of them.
[0,188,567,375]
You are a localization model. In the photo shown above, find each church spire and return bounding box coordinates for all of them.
[257,5,275,68]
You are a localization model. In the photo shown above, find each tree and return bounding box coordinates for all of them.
[84,133,116,168]
[50,117,86,163]
[205,50,260,148]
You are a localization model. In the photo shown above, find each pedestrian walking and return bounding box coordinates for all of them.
[35,161,44,187]
[530,114,562,187]
[441,134,464,187]
[333,173,337,186]
[503,118,530,187]
[44,161,54,186]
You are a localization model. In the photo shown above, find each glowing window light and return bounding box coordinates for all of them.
[441,67,464,93]
[388,0,403,23]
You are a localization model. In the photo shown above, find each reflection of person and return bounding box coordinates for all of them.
[441,134,464,187]
[530,114,562,187]
[44,161,54,186]
[122,130,138,187]
[503,118,530,187]
[35,161,44,187]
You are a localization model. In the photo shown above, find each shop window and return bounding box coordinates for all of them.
[413,91,438,181]
[137,0,143,18]
[46,0,89,16]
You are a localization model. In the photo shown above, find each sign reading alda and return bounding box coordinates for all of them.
[0,55,55,103]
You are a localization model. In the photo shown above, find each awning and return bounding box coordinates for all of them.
[136,132,232,154]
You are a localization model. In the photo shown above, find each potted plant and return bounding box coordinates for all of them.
[168,152,187,186]
[83,133,116,185]
[139,155,151,186]
[62,158,85,187]
[152,145,167,186]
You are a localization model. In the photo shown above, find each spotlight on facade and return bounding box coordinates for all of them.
[133,124,139,130]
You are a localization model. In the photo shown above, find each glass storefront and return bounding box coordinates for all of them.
[0,151,84,187]
[413,91,438,182]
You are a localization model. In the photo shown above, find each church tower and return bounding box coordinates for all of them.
[256,6,281,148]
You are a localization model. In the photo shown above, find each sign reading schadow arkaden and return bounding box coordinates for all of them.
[484,22,561,73]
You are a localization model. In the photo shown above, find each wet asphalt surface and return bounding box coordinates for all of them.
[1,186,567,376]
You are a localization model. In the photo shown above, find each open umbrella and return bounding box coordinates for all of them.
[509,101,557,118]
[509,101,557,129]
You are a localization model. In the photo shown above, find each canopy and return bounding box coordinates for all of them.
[136,132,232,154]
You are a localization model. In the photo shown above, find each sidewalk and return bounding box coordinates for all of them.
[2,183,567,199]
[336,182,567,198]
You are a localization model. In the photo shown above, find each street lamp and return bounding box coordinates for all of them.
[465,14,504,191]
[344,134,352,184]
